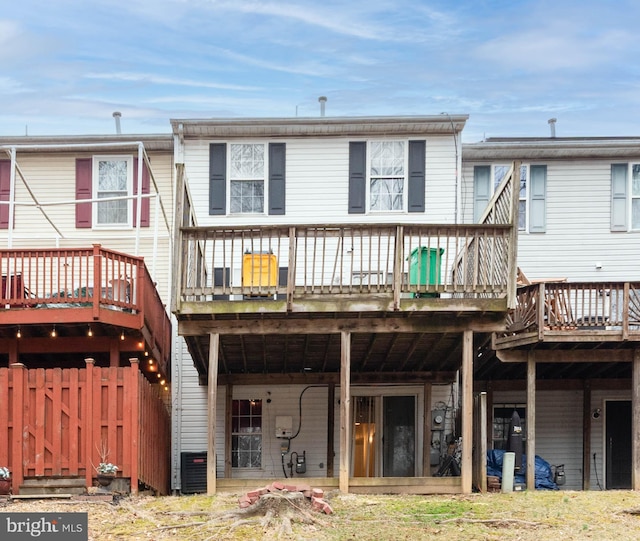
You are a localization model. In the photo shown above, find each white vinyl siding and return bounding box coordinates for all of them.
[0,151,174,300]
[175,380,456,482]
[184,135,458,226]
[492,389,583,491]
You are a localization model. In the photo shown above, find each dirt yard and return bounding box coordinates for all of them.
[2,489,640,540]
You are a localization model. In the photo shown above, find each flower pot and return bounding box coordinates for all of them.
[96,474,115,487]
[0,478,11,495]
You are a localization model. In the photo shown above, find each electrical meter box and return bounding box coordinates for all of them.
[275,416,293,438]
[431,409,445,430]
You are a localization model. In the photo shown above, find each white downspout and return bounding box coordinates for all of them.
[135,143,143,255]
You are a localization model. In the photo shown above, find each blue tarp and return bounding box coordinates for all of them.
[486,449,558,490]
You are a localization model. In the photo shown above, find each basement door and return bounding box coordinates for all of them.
[605,400,631,489]
[352,395,416,477]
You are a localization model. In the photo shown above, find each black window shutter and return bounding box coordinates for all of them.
[348,142,366,214]
[407,140,426,212]
[268,143,286,215]
[209,143,226,215]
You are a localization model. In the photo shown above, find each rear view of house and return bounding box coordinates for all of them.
[170,116,520,495]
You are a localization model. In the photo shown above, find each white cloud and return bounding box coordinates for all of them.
[84,72,261,91]
[476,31,627,72]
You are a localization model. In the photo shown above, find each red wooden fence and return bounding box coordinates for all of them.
[0,361,170,495]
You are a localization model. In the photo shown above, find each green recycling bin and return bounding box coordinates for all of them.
[408,247,444,297]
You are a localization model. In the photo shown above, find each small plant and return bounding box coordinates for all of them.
[95,439,118,475]
[97,462,118,475]
[0,467,10,479]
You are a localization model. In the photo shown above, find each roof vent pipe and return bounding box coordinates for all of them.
[113,111,122,135]
[548,117,557,138]
[318,96,327,117]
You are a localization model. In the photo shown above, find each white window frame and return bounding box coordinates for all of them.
[494,163,529,232]
[367,140,407,213]
[231,397,263,470]
[229,142,267,215]
[92,155,133,229]
[630,163,640,230]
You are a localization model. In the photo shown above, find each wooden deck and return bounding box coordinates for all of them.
[495,281,640,349]
[0,245,171,376]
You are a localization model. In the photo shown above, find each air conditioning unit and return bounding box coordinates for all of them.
[181,452,207,494]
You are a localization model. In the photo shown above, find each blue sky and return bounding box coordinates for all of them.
[2,0,639,141]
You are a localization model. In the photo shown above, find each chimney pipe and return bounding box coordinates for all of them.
[548,118,557,138]
[113,111,122,135]
[318,96,327,117]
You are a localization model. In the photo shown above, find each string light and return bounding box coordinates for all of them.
[16,326,21,339]
[156,373,161,379]
[50,325,57,338]
[148,359,154,366]
[120,331,125,341]
[160,379,166,385]
[87,325,93,337]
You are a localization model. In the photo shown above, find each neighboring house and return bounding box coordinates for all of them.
[170,116,520,495]
[0,135,174,495]
[463,136,640,490]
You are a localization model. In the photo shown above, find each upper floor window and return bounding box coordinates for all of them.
[611,163,640,231]
[230,143,265,214]
[632,165,640,229]
[474,163,546,232]
[349,140,425,214]
[209,143,286,216]
[369,141,405,211]
[75,156,149,229]
[93,156,132,227]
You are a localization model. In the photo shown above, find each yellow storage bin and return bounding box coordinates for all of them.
[242,252,278,289]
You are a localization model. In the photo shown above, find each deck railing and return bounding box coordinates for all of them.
[179,222,514,308]
[497,281,640,343]
[0,245,171,366]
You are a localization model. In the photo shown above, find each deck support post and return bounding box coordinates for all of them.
[461,330,473,494]
[225,383,232,479]
[327,382,335,477]
[473,391,487,492]
[422,382,432,476]
[633,350,640,490]
[207,333,219,495]
[339,331,351,493]
[582,381,592,490]
[526,354,536,490]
